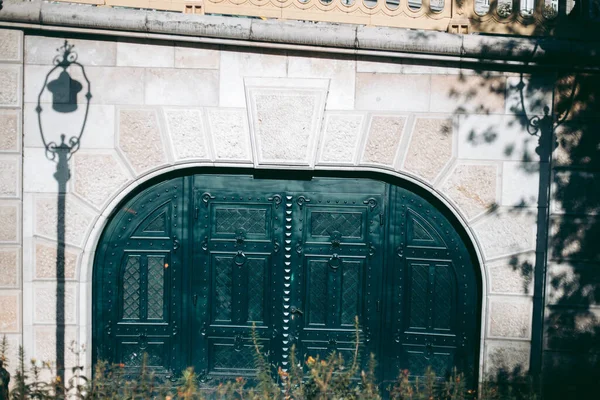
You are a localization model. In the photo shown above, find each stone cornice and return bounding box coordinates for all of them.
[1,0,599,69]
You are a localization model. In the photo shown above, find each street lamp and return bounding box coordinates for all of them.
[36,40,91,384]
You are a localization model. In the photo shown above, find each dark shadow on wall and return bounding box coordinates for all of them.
[36,40,92,385]
[436,40,600,398]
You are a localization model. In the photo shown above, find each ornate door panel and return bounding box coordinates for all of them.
[94,174,480,386]
[94,178,185,376]
[288,185,385,367]
[191,183,284,379]
[383,186,478,382]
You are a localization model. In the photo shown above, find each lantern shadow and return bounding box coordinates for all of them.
[36,40,92,385]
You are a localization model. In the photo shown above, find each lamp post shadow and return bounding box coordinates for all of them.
[36,41,92,385]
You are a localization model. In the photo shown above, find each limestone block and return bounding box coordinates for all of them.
[118,109,167,174]
[0,293,19,332]
[175,44,219,69]
[317,113,364,165]
[441,163,498,220]
[35,243,70,284]
[24,65,51,103]
[457,114,539,161]
[553,170,600,214]
[473,209,536,260]
[23,148,65,194]
[356,58,403,74]
[34,283,77,324]
[288,54,355,110]
[547,262,598,307]
[25,36,116,66]
[117,40,174,68]
[69,66,144,105]
[485,340,531,376]
[0,65,20,107]
[488,296,532,339]
[0,156,20,198]
[488,253,535,295]
[430,75,506,114]
[0,110,19,152]
[545,308,600,351]
[361,115,406,167]
[145,68,218,106]
[0,248,19,288]
[0,334,20,375]
[404,117,454,182]
[554,119,600,168]
[0,29,23,62]
[549,216,600,262]
[219,50,287,108]
[24,104,115,150]
[505,75,553,115]
[34,196,95,248]
[34,241,78,280]
[247,80,327,165]
[164,109,209,160]
[34,326,78,369]
[501,161,541,207]
[206,108,252,162]
[355,74,430,112]
[0,202,18,243]
[73,152,131,208]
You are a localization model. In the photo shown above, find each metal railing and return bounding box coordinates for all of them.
[50,0,600,36]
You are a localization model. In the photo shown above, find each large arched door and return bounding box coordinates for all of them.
[93,172,480,384]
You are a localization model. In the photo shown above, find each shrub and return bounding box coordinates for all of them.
[0,331,540,400]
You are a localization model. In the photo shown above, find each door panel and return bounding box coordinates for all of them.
[94,178,185,376]
[384,185,478,383]
[290,190,384,367]
[191,185,283,379]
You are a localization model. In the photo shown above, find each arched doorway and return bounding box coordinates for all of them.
[93,170,481,385]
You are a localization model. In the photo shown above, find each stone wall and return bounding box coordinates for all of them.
[16,32,556,379]
[543,74,600,394]
[0,28,23,377]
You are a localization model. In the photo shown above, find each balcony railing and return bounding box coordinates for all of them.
[50,0,600,37]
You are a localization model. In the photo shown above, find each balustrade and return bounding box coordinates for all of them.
[50,0,599,36]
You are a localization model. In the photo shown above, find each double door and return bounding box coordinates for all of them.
[190,176,385,379]
[94,174,478,385]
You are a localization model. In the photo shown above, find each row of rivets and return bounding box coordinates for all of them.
[281,195,293,371]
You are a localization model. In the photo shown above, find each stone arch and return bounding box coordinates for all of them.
[79,163,488,383]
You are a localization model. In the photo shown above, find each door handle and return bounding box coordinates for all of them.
[192,294,198,306]
[290,306,303,316]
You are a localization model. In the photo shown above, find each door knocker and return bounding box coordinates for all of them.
[234,250,246,266]
[328,253,342,270]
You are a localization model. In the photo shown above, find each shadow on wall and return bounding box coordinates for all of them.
[35,40,92,385]
[438,39,600,398]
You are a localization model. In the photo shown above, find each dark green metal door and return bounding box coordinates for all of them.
[93,173,479,384]
[93,178,185,376]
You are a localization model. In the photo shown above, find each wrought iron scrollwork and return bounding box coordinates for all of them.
[268,194,282,208]
[363,197,378,211]
[201,192,215,206]
[296,195,311,210]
